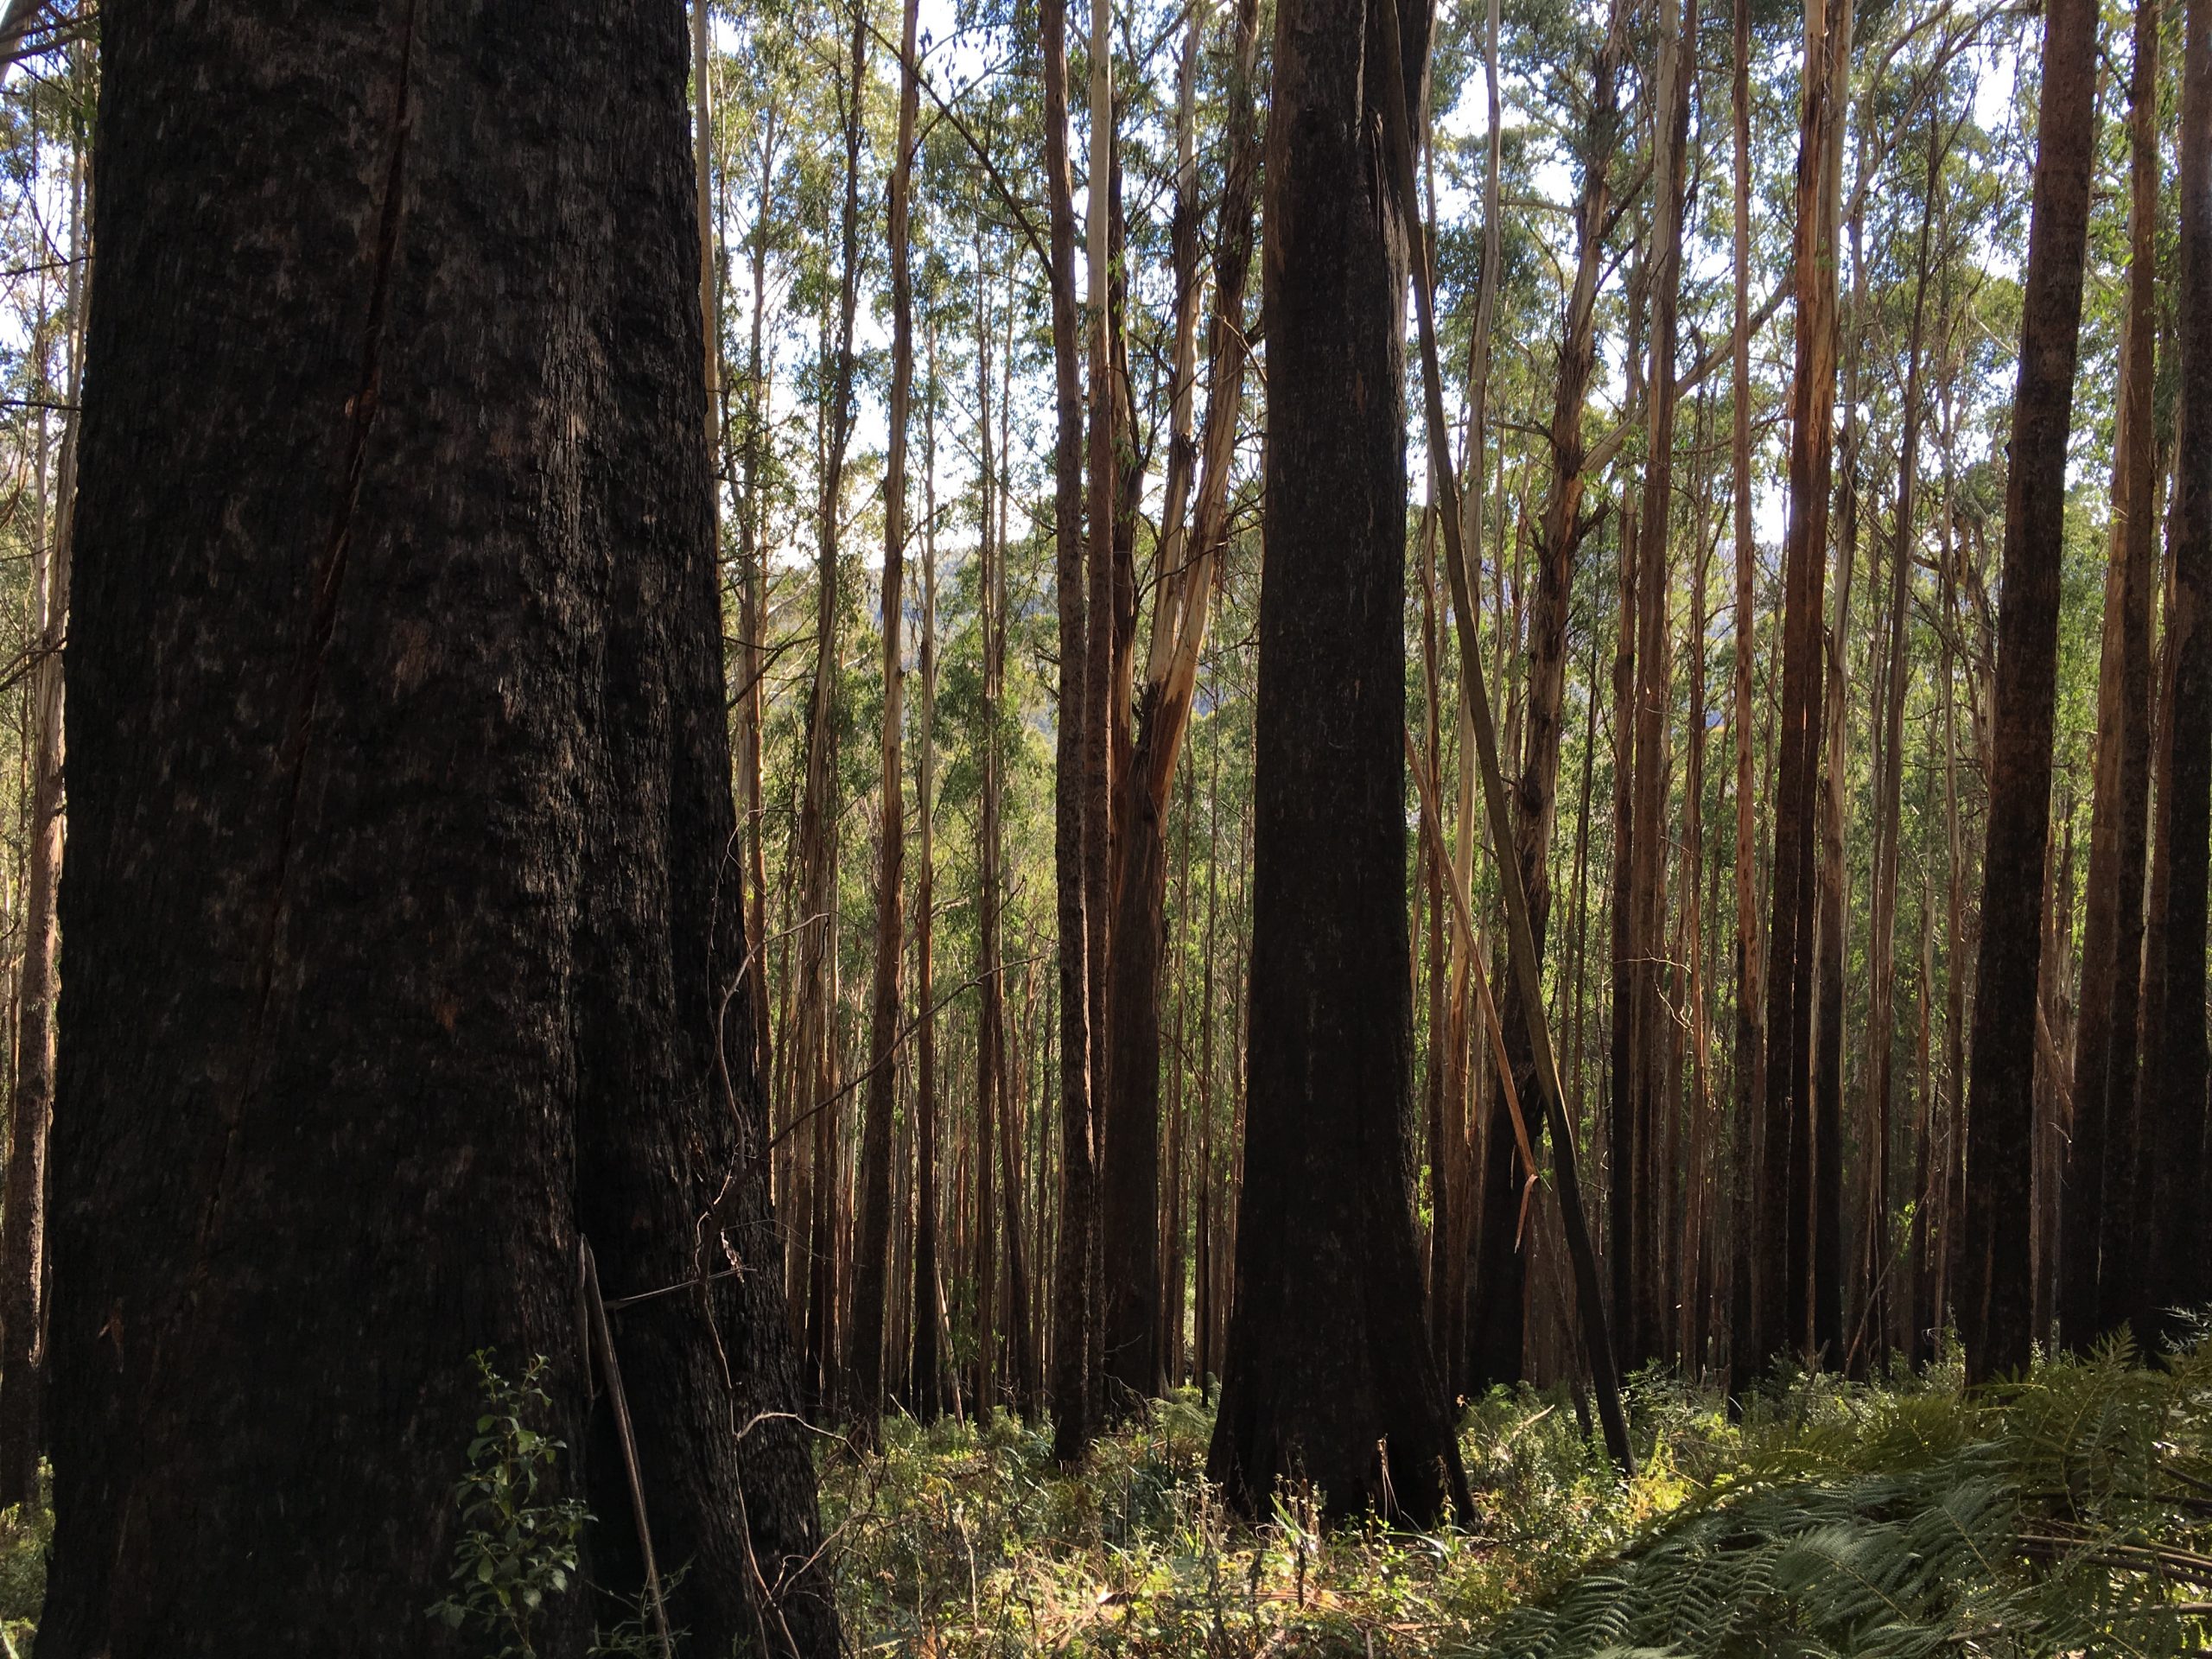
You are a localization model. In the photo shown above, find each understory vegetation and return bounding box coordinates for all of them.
[826,1344,2212,1656]
[7,1345,2212,1653]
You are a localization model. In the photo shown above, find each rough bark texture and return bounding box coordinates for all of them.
[1751,0,1848,1382]
[2142,0,2212,1346]
[2063,0,2158,1351]
[41,3,835,1652]
[1959,0,2097,1385]
[1208,0,1471,1526]
[1625,0,1691,1370]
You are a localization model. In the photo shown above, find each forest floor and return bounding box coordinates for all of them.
[827,1345,2212,1656]
[3,1344,2210,1654]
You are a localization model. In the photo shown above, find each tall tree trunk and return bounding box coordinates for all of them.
[910,322,947,1422]
[1072,0,1120,1449]
[1042,0,1096,1467]
[2140,0,2212,1347]
[1864,120,1941,1368]
[851,0,923,1427]
[1936,383,1967,1351]
[1100,0,1205,1408]
[1959,0,2098,1385]
[1679,411,1714,1372]
[1608,509,1640,1354]
[41,4,836,1649]
[1420,519,1450,1357]
[1467,0,1619,1395]
[736,102,780,1092]
[1625,0,1693,1370]
[800,0,868,1415]
[1100,0,1258,1405]
[1812,185,1870,1371]
[2063,0,2158,1351]
[1208,0,1471,1525]
[1384,2,1634,1469]
[0,112,80,1511]
[1194,725,1222,1391]
[971,243,1004,1414]
[1726,0,1765,1401]
[1752,0,1850,1379]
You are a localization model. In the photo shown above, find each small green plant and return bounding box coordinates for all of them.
[0,1464,51,1659]
[429,1352,588,1659]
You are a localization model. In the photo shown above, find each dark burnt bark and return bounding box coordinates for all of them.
[41,3,834,1652]
[2062,0,2159,1351]
[1626,0,1693,1370]
[1959,0,2098,1385]
[1751,0,1848,1382]
[2140,0,2212,1348]
[1208,0,1471,1525]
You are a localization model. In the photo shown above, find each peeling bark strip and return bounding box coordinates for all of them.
[43,3,834,1653]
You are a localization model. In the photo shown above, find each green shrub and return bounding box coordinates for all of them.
[428,1352,588,1659]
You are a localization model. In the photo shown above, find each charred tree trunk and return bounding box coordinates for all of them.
[1208,0,1471,1525]
[41,4,836,1650]
[2140,0,2212,1348]
[1751,0,1849,1381]
[2063,0,2159,1351]
[1959,0,2097,1385]
[1625,0,1693,1370]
